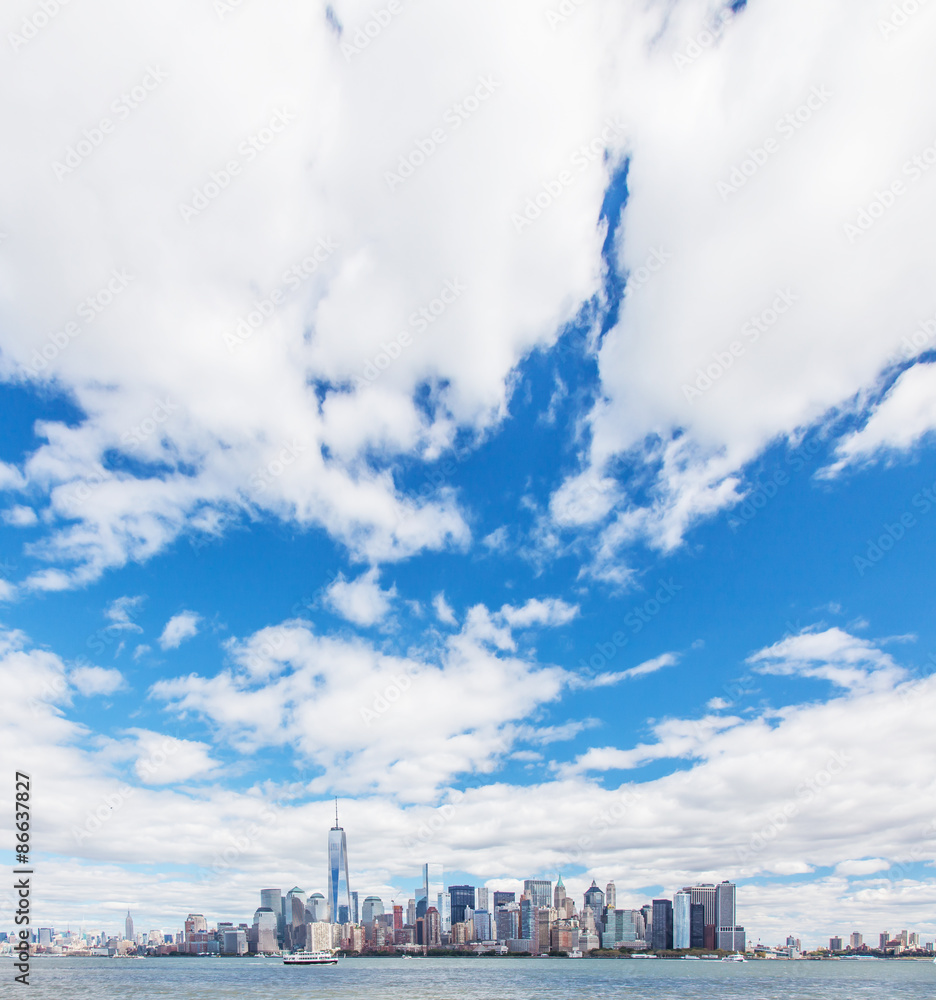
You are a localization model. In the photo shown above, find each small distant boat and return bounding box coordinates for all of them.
[568,949,583,959]
[722,953,747,962]
[283,950,338,965]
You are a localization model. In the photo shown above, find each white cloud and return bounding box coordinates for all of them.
[835,858,889,876]
[582,651,680,687]
[747,626,907,694]
[2,505,38,527]
[324,567,396,627]
[822,362,936,475]
[497,597,579,629]
[127,729,218,785]
[69,664,126,697]
[105,595,145,631]
[158,611,201,650]
[133,644,152,661]
[432,592,457,627]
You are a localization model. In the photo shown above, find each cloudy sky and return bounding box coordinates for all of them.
[2,0,935,949]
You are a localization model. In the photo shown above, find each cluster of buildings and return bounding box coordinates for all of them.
[9,811,928,958]
[828,930,933,956]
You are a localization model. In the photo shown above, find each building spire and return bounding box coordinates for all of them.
[335,795,339,827]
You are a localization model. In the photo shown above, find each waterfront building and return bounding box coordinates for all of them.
[473,909,492,942]
[253,907,278,954]
[651,899,673,951]
[830,936,843,952]
[850,932,863,949]
[690,902,705,949]
[715,881,744,952]
[327,800,352,923]
[260,889,283,944]
[306,892,327,922]
[673,890,691,949]
[285,888,306,950]
[362,896,384,924]
[602,909,643,949]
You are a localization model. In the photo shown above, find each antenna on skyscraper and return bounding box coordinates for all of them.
[335,795,339,827]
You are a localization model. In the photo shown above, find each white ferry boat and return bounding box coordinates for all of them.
[283,950,338,965]
[721,952,747,962]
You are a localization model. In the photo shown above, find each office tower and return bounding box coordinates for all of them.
[260,889,283,943]
[349,891,359,924]
[524,879,552,909]
[419,863,444,919]
[306,892,328,923]
[640,904,652,938]
[425,907,442,947]
[520,896,535,941]
[716,881,740,951]
[407,898,416,926]
[476,887,489,912]
[327,799,352,923]
[437,891,452,932]
[253,908,278,953]
[605,881,616,910]
[688,884,716,950]
[393,905,403,931]
[125,911,133,942]
[673,890,691,949]
[690,903,704,949]
[830,936,843,952]
[362,896,384,924]
[473,909,492,942]
[651,899,673,950]
[449,885,476,925]
[496,905,520,942]
[602,909,642,948]
[850,932,863,949]
[554,876,567,909]
[493,891,516,908]
[879,932,889,950]
[583,881,606,929]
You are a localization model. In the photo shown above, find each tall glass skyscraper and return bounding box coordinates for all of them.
[523,879,552,909]
[327,799,352,923]
[418,863,443,918]
[673,890,691,949]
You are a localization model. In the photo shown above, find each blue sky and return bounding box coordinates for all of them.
[2,0,936,950]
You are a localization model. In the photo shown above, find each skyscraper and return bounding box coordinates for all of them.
[449,885,475,925]
[260,889,283,944]
[554,876,566,910]
[362,896,384,924]
[688,883,717,950]
[493,891,516,908]
[475,887,489,912]
[524,879,552,909]
[716,880,743,951]
[419,863,443,918]
[690,903,705,949]
[651,899,673,951]
[437,891,452,932]
[583,881,605,928]
[605,881,616,910]
[673,890,691,949]
[327,799,352,923]
[125,911,134,942]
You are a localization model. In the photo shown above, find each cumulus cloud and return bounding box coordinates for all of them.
[128,729,218,785]
[104,595,145,631]
[70,664,126,697]
[158,611,201,650]
[432,592,457,626]
[324,567,396,626]
[2,505,38,527]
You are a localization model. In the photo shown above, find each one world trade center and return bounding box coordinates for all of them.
[327,799,352,923]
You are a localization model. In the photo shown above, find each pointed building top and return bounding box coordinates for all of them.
[332,795,341,829]
[556,875,564,887]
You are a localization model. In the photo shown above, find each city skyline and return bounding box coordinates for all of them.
[3,0,936,959]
